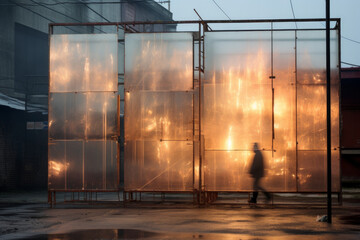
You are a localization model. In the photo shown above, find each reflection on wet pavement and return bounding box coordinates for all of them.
[26,229,208,240]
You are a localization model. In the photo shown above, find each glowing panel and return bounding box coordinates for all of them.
[296,30,340,192]
[49,34,118,191]
[50,34,118,92]
[125,33,193,91]
[124,32,194,191]
[124,141,193,191]
[203,31,272,190]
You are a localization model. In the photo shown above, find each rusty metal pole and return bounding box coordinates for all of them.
[326,0,332,223]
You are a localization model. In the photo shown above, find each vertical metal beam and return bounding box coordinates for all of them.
[270,22,275,157]
[48,24,53,205]
[337,19,342,206]
[117,95,120,189]
[326,0,332,224]
[295,30,298,192]
[192,36,195,192]
[198,22,203,203]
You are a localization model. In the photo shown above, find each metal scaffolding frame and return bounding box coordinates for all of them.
[48,18,341,205]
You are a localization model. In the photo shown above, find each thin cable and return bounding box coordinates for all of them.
[9,0,79,33]
[341,61,360,67]
[211,0,231,20]
[319,22,360,45]
[341,36,360,45]
[26,0,105,33]
[289,0,297,29]
[29,0,103,33]
[80,0,111,23]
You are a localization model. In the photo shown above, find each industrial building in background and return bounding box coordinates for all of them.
[0,0,174,190]
[341,67,360,184]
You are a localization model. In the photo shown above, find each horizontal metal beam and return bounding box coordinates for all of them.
[49,18,340,27]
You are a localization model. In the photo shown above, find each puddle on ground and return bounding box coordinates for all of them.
[25,229,209,239]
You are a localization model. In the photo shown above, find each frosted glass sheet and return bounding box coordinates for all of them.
[331,84,340,148]
[49,140,117,190]
[86,93,117,139]
[272,31,297,191]
[331,150,341,192]
[124,141,193,191]
[297,151,326,191]
[330,30,340,149]
[49,93,86,140]
[297,31,326,85]
[297,30,340,151]
[65,141,83,189]
[204,31,272,150]
[297,30,338,85]
[48,141,66,190]
[297,150,340,192]
[85,141,117,190]
[204,150,272,191]
[125,91,193,141]
[204,32,271,84]
[50,34,118,92]
[297,85,326,150]
[49,92,117,140]
[48,141,83,190]
[125,33,193,91]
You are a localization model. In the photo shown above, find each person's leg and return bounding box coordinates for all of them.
[257,179,271,200]
[251,178,259,202]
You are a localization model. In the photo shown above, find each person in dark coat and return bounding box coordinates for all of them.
[248,142,271,204]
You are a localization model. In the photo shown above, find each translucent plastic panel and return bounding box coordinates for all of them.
[297,151,326,191]
[331,150,341,192]
[266,150,297,191]
[124,140,193,191]
[331,84,340,148]
[125,33,193,91]
[272,31,297,191]
[65,141,83,190]
[48,141,84,190]
[84,140,117,190]
[125,91,193,141]
[48,141,66,190]
[273,31,296,152]
[49,93,86,140]
[49,140,117,190]
[297,85,326,150]
[297,30,339,149]
[204,150,272,191]
[50,34,118,92]
[297,150,340,192]
[86,92,117,139]
[204,31,271,84]
[49,92,117,140]
[330,30,340,149]
[297,31,326,85]
[203,31,272,150]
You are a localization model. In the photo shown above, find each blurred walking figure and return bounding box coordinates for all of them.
[248,142,271,204]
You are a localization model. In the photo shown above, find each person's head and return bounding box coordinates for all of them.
[253,142,259,152]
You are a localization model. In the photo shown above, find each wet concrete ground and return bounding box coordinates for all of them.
[1,191,360,239]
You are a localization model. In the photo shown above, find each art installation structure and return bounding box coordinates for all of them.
[48,19,341,202]
[48,34,118,191]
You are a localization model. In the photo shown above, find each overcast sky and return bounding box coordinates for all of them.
[168,0,360,67]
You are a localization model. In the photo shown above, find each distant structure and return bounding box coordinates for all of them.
[0,0,174,190]
[341,67,360,184]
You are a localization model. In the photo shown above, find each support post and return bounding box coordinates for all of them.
[326,0,332,224]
